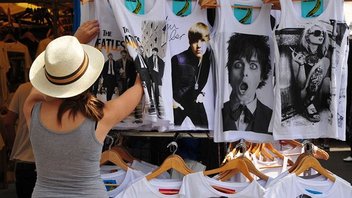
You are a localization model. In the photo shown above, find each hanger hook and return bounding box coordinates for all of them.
[302,140,313,155]
[235,139,247,157]
[167,141,178,155]
[106,135,114,150]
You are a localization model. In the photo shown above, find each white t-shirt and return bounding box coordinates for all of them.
[280,145,304,162]
[272,0,350,140]
[166,0,215,131]
[81,0,147,129]
[252,155,289,179]
[116,177,182,198]
[264,173,352,198]
[131,160,170,179]
[101,168,144,197]
[212,0,275,142]
[179,172,265,198]
[109,0,173,131]
[170,159,206,180]
[100,165,124,175]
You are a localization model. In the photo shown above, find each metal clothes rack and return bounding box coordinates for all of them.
[111,130,213,139]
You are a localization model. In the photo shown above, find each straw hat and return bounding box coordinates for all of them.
[29,35,104,98]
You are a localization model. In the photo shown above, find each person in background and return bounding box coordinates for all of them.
[1,20,101,198]
[3,82,34,198]
[23,20,142,197]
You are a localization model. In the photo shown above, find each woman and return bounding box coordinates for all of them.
[292,24,330,123]
[23,22,143,197]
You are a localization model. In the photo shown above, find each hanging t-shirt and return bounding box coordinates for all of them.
[131,160,170,179]
[179,172,265,198]
[80,0,146,129]
[212,0,275,142]
[166,0,215,131]
[101,168,144,197]
[336,38,349,140]
[110,0,173,131]
[116,177,182,198]
[251,155,289,179]
[80,0,95,32]
[0,41,32,104]
[272,0,350,140]
[264,173,352,198]
[100,165,125,174]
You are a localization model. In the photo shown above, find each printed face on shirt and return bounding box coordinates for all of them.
[121,51,127,59]
[152,50,158,56]
[307,26,326,45]
[190,38,208,58]
[229,53,262,103]
[108,53,113,60]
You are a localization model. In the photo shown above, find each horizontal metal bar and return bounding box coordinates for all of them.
[110,130,213,138]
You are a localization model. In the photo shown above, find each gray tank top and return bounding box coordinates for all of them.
[30,102,108,198]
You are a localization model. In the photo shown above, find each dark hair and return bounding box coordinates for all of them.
[57,91,104,125]
[226,33,271,88]
[121,50,128,54]
[152,47,158,52]
[188,22,210,44]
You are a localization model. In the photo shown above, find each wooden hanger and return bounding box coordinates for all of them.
[288,152,309,173]
[280,140,329,160]
[145,154,193,180]
[231,5,261,9]
[81,0,94,4]
[263,0,311,10]
[21,31,38,43]
[221,141,268,181]
[204,158,254,182]
[3,33,16,42]
[252,143,274,162]
[219,157,269,181]
[199,0,219,9]
[263,143,294,166]
[314,145,329,160]
[146,140,193,181]
[288,141,335,182]
[293,155,335,182]
[279,140,303,148]
[100,150,130,171]
[111,145,138,163]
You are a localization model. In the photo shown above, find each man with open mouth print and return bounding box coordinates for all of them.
[222,33,272,132]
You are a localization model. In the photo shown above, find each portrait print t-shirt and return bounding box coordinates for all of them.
[166,0,215,131]
[81,0,143,129]
[272,0,350,140]
[110,0,173,131]
[263,173,352,198]
[212,0,275,143]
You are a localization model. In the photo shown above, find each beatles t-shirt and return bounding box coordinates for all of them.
[109,0,173,131]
